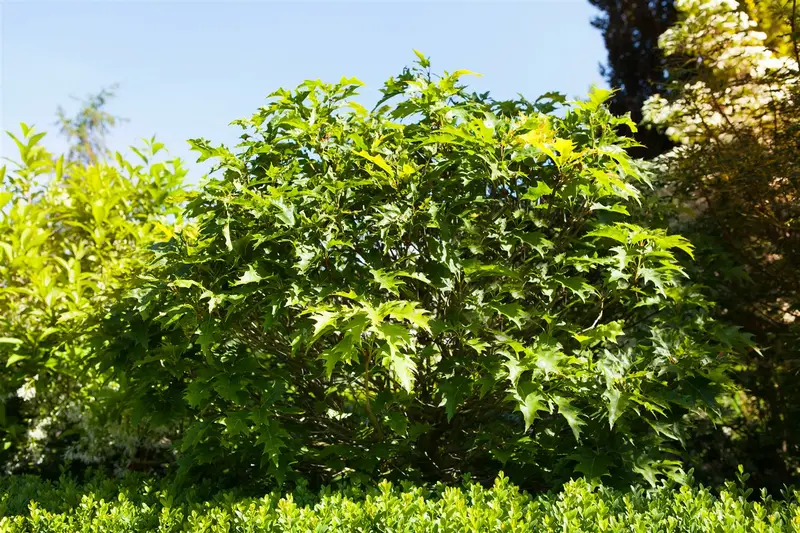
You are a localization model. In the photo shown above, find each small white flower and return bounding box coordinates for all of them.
[28,427,47,441]
[16,380,36,402]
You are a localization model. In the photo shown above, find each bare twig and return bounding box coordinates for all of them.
[793,0,800,68]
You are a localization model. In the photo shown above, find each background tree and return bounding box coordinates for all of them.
[55,85,126,165]
[741,0,798,58]
[590,0,798,157]
[642,0,800,491]
[588,0,678,158]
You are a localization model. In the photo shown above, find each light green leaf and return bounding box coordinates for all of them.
[512,231,553,257]
[233,265,264,286]
[552,276,596,302]
[396,271,432,285]
[587,224,630,244]
[319,337,355,377]
[382,301,430,331]
[450,69,482,79]
[519,391,547,431]
[639,267,665,295]
[488,302,529,329]
[632,460,658,488]
[355,150,393,175]
[310,310,339,341]
[200,291,224,313]
[223,222,233,251]
[412,49,431,68]
[375,322,411,351]
[57,311,87,324]
[504,355,525,388]
[271,197,296,227]
[391,355,416,392]
[552,137,577,166]
[646,419,682,443]
[0,191,12,210]
[467,338,490,354]
[604,387,629,429]
[553,396,586,441]
[583,85,614,110]
[171,279,201,289]
[6,354,27,366]
[462,260,519,280]
[371,269,405,296]
[387,351,416,393]
[589,202,629,215]
[533,347,565,378]
[655,234,695,258]
[576,321,625,348]
[522,181,553,203]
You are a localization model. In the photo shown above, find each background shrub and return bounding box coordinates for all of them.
[641,0,800,490]
[0,116,187,475]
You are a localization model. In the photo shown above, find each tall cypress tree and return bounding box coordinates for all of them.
[588,0,677,158]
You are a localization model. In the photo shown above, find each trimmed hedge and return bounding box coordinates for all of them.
[1,472,799,532]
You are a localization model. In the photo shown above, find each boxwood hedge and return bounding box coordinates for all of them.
[1,470,798,532]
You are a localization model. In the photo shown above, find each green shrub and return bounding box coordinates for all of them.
[0,125,187,473]
[1,471,799,532]
[96,56,751,488]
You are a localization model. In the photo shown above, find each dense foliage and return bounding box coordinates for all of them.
[1,471,798,532]
[0,117,187,474]
[90,57,751,490]
[641,0,800,489]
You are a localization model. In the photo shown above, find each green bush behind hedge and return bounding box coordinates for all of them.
[2,471,799,532]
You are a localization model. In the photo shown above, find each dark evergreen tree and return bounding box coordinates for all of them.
[588,0,677,158]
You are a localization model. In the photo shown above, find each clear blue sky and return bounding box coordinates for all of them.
[2,1,607,181]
